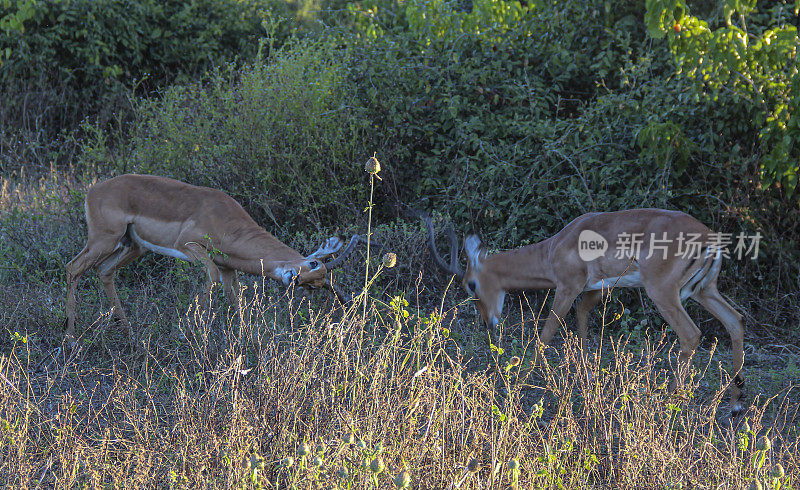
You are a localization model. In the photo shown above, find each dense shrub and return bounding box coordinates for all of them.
[341,1,745,238]
[647,0,800,195]
[94,38,370,231]
[0,0,293,173]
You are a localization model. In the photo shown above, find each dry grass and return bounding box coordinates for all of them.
[1,291,798,488]
[0,171,798,488]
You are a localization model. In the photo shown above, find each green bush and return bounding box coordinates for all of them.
[646,0,800,196]
[340,0,717,242]
[0,0,293,173]
[100,37,369,231]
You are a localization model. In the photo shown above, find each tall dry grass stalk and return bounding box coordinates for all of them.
[0,284,796,488]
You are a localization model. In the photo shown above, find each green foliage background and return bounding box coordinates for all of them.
[1,0,798,335]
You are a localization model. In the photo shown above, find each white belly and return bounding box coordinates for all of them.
[584,271,644,291]
[128,226,191,261]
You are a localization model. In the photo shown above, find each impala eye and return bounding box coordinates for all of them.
[309,260,319,269]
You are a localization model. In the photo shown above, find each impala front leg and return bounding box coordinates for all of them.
[183,243,222,310]
[219,267,240,306]
[533,286,582,365]
[575,290,603,345]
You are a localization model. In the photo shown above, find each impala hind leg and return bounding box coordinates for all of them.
[645,287,701,395]
[693,284,745,417]
[65,236,125,343]
[96,244,145,348]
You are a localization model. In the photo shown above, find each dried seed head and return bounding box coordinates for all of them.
[756,436,771,451]
[382,252,397,268]
[343,433,355,445]
[357,440,367,450]
[315,443,325,455]
[394,470,412,488]
[282,456,294,468]
[337,467,349,479]
[370,457,385,474]
[365,156,381,174]
[508,458,520,471]
[508,356,521,367]
[298,443,311,456]
[749,479,763,490]
[250,453,264,470]
[312,456,323,467]
[467,458,481,474]
[771,464,785,478]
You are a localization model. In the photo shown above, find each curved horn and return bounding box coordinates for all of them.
[323,234,362,270]
[412,208,464,279]
[308,236,344,261]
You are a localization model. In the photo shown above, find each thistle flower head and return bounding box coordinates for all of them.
[370,457,385,474]
[382,252,397,268]
[756,435,771,451]
[298,443,311,457]
[394,470,412,488]
[771,463,785,478]
[365,156,381,174]
[467,458,481,474]
[508,458,520,471]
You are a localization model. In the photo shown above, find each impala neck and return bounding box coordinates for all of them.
[488,239,557,291]
[218,230,306,277]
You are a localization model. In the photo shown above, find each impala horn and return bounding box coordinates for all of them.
[409,208,464,279]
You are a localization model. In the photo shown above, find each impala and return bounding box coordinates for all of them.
[420,208,746,417]
[66,174,360,349]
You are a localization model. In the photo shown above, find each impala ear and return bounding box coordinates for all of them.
[464,235,484,269]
